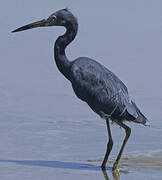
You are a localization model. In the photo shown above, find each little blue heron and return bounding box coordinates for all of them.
[12,8,149,171]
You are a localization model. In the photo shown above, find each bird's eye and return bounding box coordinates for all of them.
[51,15,56,20]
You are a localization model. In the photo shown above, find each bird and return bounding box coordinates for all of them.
[12,8,149,171]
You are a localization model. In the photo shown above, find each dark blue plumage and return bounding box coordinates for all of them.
[70,57,147,125]
[12,8,149,171]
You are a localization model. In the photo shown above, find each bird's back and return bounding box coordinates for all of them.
[70,57,148,125]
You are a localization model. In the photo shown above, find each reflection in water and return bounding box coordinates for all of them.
[90,150,162,179]
[102,170,110,180]
[1,151,162,179]
[102,169,127,180]
[0,159,124,179]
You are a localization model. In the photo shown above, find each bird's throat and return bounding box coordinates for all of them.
[54,24,78,80]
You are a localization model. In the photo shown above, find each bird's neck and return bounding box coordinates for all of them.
[54,23,78,80]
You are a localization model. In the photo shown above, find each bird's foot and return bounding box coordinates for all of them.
[112,163,120,179]
[112,162,120,172]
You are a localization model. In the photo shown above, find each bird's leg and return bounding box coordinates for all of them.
[102,169,110,180]
[112,122,131,171]
[101,119,113,170]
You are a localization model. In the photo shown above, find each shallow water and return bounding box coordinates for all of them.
[1,0,162,179]
[0,109,161,180]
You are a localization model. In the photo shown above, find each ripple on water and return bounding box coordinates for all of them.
[121,150,162,171]
[87,150,162,172]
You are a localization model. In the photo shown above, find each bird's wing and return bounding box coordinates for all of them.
[70,58,148,124]
[70,58,134,119]
[102,67,148,124]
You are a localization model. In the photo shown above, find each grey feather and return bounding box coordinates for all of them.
[70,57,148,125]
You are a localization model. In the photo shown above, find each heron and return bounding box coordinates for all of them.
[12,8,149,171]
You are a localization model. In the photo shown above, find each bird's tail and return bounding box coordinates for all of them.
[131,101,150,126]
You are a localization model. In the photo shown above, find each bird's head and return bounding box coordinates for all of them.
[12,8,78,33]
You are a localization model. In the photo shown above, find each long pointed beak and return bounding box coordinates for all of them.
[12,19,47,33]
